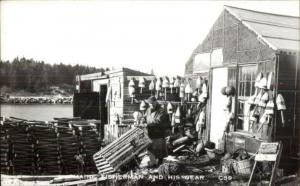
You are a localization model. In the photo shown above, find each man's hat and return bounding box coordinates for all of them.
[146,96,157,104]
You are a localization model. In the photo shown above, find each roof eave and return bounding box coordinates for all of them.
[275,49,300,55]
[224,6,278,51]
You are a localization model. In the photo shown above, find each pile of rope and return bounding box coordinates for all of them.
[158,162,184,176]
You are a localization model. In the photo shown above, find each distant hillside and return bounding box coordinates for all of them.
[0,57,108,95]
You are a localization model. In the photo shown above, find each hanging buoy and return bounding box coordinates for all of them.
[255,72,263,88]
[196,110,205,132]
[201,82,208,98]
[174,77,181,94]
[254,91,263,106]
[169,77,175,94]
[138,77,146,93]
[155,77,162,99]
[247,95,256,106]
[133,111,143,124]
[276,94,286,127]
[198,93,206,103]
[185,79,193,102]
[265,99,274,115]
[162,76,170,101]
[167,102,173,114]
[179,82,185,104]
[167,102,173,122]
[259,77,268,90]
[196,76,203,94]
[221,87,227,95]
[267,72,274,90]
[191,91,198,102]
[174,106,181,124]
[186,107,192,121]
[140,100,147,112]
[225,86,235,96]
[254,72,263,96]
[128,78,136,104]
[171,113,176,133]
[149,79,155,96]
[259,92,269,108]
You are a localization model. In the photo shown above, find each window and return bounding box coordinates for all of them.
[211,49,223,67]
[193,53,210,73]
[236,65,257,131]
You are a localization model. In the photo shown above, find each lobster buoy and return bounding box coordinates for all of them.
[138,77,146,93]
[169,77,175,94]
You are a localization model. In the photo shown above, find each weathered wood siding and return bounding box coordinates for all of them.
[123,76,154,124]
[108,72,124,125]
[275,53,299,158]
[107,72,154,125]
[104,124,132,144]
[185,9,276,75]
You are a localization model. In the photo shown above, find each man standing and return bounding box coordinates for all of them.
[143,96,170,163]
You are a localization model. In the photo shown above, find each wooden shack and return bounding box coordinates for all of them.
[74,68,154,143]
[185,6,299,173]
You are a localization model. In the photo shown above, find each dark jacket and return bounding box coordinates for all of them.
[145,105,170,139]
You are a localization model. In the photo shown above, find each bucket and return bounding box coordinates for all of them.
[233,159,253,175]
[231,148,253,175]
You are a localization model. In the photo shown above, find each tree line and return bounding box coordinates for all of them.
[0,57,107,93]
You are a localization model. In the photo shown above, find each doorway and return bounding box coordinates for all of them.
[99,85,108,125]
[210,67,229,149]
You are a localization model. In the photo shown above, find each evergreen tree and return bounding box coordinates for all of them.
[0,58,106,93]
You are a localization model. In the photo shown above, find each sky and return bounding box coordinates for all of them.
[1,1,299,76]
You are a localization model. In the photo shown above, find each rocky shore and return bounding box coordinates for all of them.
[1,96,73,104]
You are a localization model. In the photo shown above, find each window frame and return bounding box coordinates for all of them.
[236,64,258,132]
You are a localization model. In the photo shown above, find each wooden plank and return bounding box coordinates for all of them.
[126,76,154,81]
[62,177,107,186]
[106,143,131,161]
[99,168,114,174]
[102,129,142,156]
[269,142,283,186]
[114,142,151,170]
[96,164,112,171]
[94,159,108,165]
[255,154,278,161]
[94,127,138,156]
[258,142,278,154]
[110,146,134,167]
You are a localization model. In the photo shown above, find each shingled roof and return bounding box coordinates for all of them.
[225,5,300,52]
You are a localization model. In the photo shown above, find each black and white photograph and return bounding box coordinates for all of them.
[0,0,299,185]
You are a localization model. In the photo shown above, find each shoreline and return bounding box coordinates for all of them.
[1,96,73,104]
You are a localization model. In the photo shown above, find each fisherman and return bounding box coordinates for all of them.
[140,96,171,164]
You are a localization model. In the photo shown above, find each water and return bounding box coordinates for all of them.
[0,104,73,121]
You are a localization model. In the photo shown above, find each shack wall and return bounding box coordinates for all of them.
[183,8,299,168]
[275,53,299,157]
[107,71,124,125]
[105,74,152,125]
[185,9,276,144]
[123,76,154,124]
[185,9,276,75]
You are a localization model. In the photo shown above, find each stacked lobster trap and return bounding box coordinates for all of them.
[30,124,62,175]
[0,124,11,174]
[0,117,102,175]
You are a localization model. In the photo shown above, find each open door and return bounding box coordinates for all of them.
[99,84,108,125]
[73,92,100,119]
[210,67,229,149]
